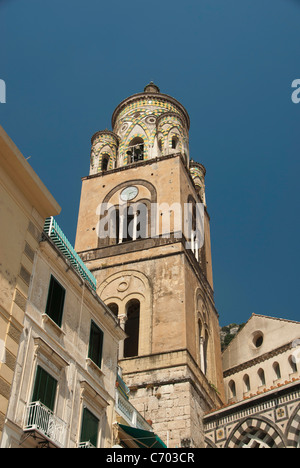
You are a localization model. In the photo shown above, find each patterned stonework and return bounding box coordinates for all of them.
[89,84,191,174]
[204,382,300,448]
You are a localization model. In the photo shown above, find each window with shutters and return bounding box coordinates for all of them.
[45,275,65,327]
[80,407,99,448]
[31,365,58,411]
[88,321,104,368]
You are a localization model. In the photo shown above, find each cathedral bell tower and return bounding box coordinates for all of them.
[75,83,225,448]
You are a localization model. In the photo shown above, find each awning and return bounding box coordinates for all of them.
[118,424,167,449]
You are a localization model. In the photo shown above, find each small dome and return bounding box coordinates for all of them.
[144,81,160,93]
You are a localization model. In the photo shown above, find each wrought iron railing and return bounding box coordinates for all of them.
[24,401,67,448]
[44,217,96,291]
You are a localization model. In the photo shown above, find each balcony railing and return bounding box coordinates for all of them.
[24,401,67,448]
[116,391,152,431]
[78,441,96,448]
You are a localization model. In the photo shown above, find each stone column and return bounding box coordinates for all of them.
[118,315,127,359]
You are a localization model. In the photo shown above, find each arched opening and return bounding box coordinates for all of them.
[124,299,140,358]
[135,202,149,239]
[171,135,179,150]
[187,195,199,261]
[122,207,135,242]
[289,355,298,374]
[273,362,281,380]
[243,374,251,393]
[198,320,203,371]
[258,368,266,386]
[158,138,162,152]
[119,203,149,243]
[126,137,144,163]
[107,303,118,317]
[203,329,208,375]
[228,380,236,399]
[226,417,286,448]
[239,427,277,448]
[101,154,110,172]
[101,206,119,246]
[198,320,208,375]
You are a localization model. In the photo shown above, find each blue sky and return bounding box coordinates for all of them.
[1,0,299,327]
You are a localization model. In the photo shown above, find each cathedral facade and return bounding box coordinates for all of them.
[75,83,225,448]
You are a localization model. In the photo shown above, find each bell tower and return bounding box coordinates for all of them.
[75,83,224,448]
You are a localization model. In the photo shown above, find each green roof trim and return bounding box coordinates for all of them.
[44,217,96,291]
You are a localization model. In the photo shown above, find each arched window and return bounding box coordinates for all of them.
[124,299,140,358]
[126,137,144,163]
[102,206,119,245]
[118,203,149,243]
[171,135,179,150]
[135,202,149,240]
[228,380,236,399]
[258,368,266,386]
[273,362,281,380]
[198,320,208,375]
[203,330,208,375]
[122,207,135,242]
[198,320,204,371]
[107,303,118,317]
[187,196,199,261]
[289,355,297,374]
[101,155,110,171]
[243,374,251,393]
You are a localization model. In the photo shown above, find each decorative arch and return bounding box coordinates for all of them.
[204,437,218,448]
[286,403,300,448]
[107,302,119,317]
[243,374,251,393]
[195,288,210,374]
[195,288,210,325]
[228,380,236,400]
[97,180,157,248]
[225,416,286,448]
[91,142,118,173]
[126,135,145,163]
[98,270,153,356]
[100,153,111,172]
[119,120,151,163]
[168,126,183,153]
[102,179,157,205]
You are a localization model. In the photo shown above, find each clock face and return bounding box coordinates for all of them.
[120,186,138,201]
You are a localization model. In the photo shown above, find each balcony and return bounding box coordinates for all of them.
[115,391,152,431]
[23,401,67,448]
[78,441,96,448]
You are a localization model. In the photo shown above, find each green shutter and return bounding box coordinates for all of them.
[80,408,99,447]
[88,321,104,368]
[45,275,65,327]
[32,366,57,411]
